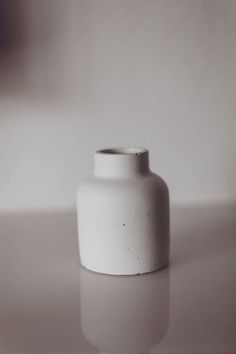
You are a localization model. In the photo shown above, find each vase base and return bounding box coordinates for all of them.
[80,260,169,276]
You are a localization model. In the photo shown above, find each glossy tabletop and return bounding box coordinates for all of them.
[0,205,235,354]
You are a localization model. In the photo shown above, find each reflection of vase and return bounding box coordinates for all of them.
[77,147,169,275]
[79,266,170,354]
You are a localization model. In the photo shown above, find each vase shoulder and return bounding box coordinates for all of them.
[78,171,168,198]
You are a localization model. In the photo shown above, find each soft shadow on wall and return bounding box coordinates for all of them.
[0,0,88,99]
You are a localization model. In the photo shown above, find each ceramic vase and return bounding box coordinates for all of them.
[77,147,169,275]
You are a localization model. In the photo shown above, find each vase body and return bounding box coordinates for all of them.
[77,147,169,275]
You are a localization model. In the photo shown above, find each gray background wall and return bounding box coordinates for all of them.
[0,0,235,211]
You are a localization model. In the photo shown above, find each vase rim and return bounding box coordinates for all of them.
[95,147,148,156]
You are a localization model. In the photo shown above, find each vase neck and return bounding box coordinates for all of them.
[94,148,150,178]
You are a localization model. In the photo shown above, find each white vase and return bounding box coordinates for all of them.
[77,147,169,275]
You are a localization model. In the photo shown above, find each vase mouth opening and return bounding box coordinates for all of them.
[96,147,148,156]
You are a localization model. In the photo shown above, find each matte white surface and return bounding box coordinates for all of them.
[0,205,235,353]
[0,0,236,211]
[78,148,169,275]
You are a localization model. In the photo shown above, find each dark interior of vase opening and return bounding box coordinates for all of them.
[97,148,147,155]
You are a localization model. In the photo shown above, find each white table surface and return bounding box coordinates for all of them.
[0,205,235,354]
